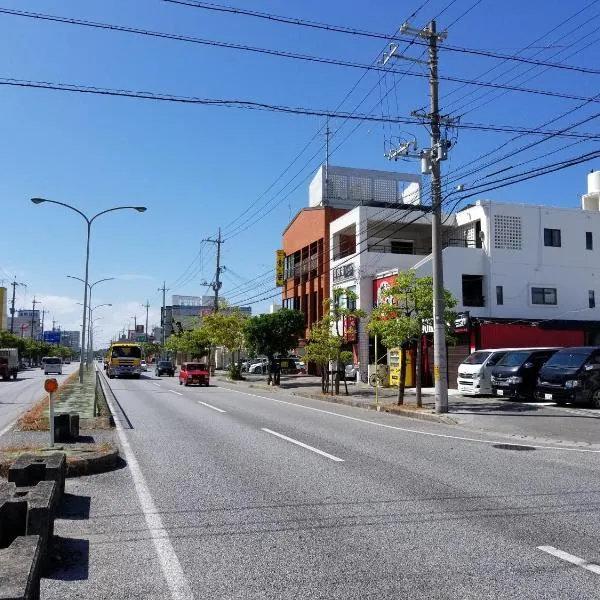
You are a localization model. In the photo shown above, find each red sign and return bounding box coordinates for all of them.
[342,316,358,343]
[44,378,58,393]
[372,274,397,308]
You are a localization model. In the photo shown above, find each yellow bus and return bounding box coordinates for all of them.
[107,342,143,379]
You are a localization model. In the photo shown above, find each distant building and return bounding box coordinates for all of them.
[60,330,81,352]
[269,303,281,314]
[11,309,41,339]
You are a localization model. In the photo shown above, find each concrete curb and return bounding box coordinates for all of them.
[216,377,458,425]
[0,446,120,479]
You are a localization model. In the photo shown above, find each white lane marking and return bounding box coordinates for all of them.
[169,390,183,396]
[261,427,344,462]
[0,421,16,439]
[197,401,226,413]
[152,383,161,388]
[218,386,600,454]
[102,377,193,600]
[537,546,600,575]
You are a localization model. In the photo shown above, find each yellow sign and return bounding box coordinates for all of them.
[275,250,285,287]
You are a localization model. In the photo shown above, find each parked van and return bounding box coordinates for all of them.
[491,348,559,400]
[535,346,600,408]
[457,349,518,395]
[43,357,63,375]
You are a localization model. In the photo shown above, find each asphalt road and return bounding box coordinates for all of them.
[0,362,79,435]
[43,371,600,599]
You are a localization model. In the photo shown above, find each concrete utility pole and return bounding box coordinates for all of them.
[31,297,41,341]
[40,310,48,339]
[158,282,169,345]
[203,228,224,312]
[142,301,150,339]
[384,20,452,413]
[9,278,25,334]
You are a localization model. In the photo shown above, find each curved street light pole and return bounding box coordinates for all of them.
[33,198,146,383]
[69,276,115,367]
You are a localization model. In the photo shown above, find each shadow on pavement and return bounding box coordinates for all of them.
[47,537,89,581]
[58,494,91,520]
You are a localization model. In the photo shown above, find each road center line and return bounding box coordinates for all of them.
[261,427,344,462]
[101,373,193,600]
[197,401,226,413]
[537,546,600,575]
[169,390,183,396]
[218,386,600,454]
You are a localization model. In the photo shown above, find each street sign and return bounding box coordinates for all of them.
[275,249,285,286]
[43,331,61,344]
[136,335,147,342]
[44,378,58,393]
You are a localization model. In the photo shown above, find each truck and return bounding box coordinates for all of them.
[0,348,19,381]
[107,342,143,379]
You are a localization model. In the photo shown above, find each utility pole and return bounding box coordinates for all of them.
[31,297,41,341]
[203,228,224,312]
[40,309,48,339]
[142,301,150,341]
[9,278,25,334]
[158,282,169,345]
[384,20,452,413]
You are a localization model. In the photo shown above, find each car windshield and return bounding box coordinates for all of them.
[543,351,590,369]
[111,346,142,358]
[186,363,207,371]
[158,361,172,367]
[461,351,492,365]
[45,357,61,364]
[496,351,531,367]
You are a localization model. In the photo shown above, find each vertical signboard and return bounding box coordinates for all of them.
[275,250,285,287]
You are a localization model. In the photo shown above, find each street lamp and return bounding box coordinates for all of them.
[32,198,146,383]
[77,301,112,365]
[69,276,116,368]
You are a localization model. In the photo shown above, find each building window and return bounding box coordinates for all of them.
[590,290,596,309]
[462,274,485,307]
[586,231,593,250]
[531,287,557,305]
[544,228,561,247]
[496,285,503,305]
[390,240,414,255]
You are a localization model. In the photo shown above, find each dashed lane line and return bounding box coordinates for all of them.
[197,401,226,413]
[538,546,600,575]
[261,427,344,462]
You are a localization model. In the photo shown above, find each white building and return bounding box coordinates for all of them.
[331,169,600,381]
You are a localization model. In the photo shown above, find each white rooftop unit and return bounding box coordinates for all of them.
[582,170,600,211]
[309,164,421,209]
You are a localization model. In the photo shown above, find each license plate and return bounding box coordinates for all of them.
[544,393,552,400]
[496,389,504,396]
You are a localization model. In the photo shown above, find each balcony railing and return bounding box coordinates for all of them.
[367,237,479,255]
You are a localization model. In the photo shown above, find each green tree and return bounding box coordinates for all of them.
[164,328,210,361]
[303,315,340,393]
[245,309,305,385]
[368,270,457,406]
[328,287,365,395]
[202,310,249,379]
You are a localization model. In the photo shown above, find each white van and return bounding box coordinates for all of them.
[43,357,63,375]
[457,349,518,395]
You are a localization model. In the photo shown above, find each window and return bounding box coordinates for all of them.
[390,240,414,255]
[544,228,561,247]
[496,285,504,305]
[586,231,593,250]
[531,287,557,305]
[462,274,485,307]
[590,290,596,309]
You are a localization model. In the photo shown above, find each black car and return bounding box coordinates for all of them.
[491,348,559,400]
[155,360,175,377]
[535,346,600,408]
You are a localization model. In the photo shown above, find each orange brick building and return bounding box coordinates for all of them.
[282,207,347,341]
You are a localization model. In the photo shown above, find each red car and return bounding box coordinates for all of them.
[179,362,210,387]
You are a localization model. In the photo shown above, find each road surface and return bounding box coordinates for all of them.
[42,371,600,599]
[0,362,79,436]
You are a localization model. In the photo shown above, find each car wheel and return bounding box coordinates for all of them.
[179,379,182,385]
[591,389,600,409]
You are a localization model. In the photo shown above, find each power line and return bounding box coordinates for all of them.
[163,0,600,76]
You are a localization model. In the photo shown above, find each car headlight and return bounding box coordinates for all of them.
[565,379,581,389]
[507,376,523,384]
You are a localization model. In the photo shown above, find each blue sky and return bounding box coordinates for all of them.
[1,0,599,347]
